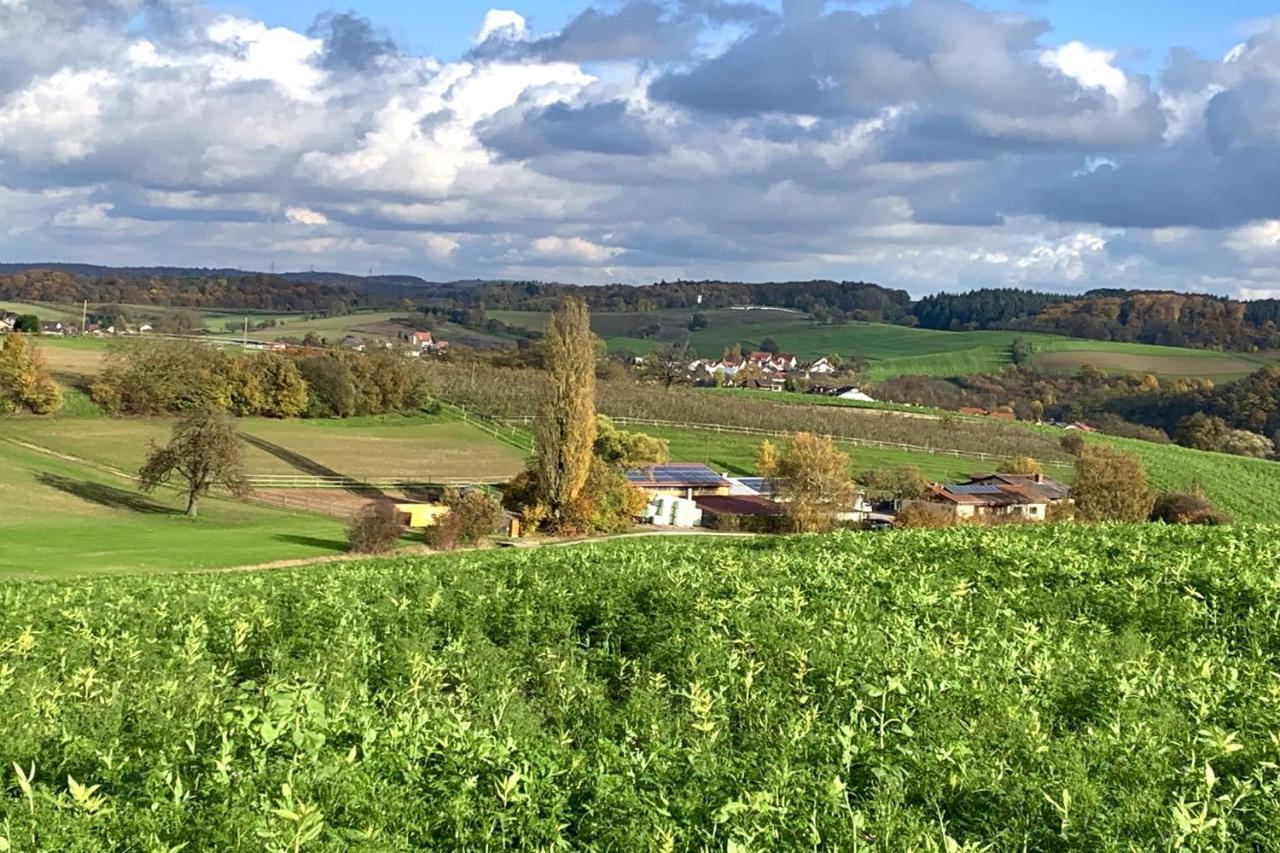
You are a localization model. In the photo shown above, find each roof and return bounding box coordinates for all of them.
[929,477,1064,507]
[625,463,731,489]
[694,495,783,516]
[734,476,773,495]
[966,473,1071,502]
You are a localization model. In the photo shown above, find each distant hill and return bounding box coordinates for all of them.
[0,262,450,295]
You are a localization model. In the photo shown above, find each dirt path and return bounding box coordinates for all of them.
[208,528,763,574]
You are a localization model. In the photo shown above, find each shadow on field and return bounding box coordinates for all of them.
[36,473,179,515]
[272,534,350,552]
[239,433,386,499]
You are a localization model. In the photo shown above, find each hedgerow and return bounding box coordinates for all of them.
[2,525,1279,848]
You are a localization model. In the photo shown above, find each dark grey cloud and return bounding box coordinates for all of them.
[308,11,397,72]
[650,0,1164,151]
[479,100,667,160]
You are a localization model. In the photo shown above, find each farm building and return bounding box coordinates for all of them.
[625,464,731,500]
[909,473,1070,522]
[694,494,785,531]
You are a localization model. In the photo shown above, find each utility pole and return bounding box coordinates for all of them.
[243,316,248,348]
[81,299,87,334]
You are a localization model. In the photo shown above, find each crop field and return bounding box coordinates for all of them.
[0,438,349,577]
[1,414,526,482]
[2,525,1279,847]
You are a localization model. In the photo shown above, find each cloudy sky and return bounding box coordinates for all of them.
[2,1,1280,296]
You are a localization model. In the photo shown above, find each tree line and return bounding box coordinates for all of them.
[914,288,1280,350]
[89,339,427,418]
[0,269,391,313]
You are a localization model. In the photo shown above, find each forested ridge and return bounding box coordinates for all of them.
[6,265,1280,352]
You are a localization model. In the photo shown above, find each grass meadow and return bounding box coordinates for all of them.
[0,438,350,577]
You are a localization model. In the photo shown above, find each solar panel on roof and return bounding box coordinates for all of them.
[948,484,1004,495]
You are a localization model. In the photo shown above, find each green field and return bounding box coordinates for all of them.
[492,307,1276,380]
[3,525,1279,847]
[0,438,350,577]
[2,413,526,482]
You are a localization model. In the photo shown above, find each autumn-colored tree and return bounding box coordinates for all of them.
[770,432,857,533]
[0,334,61,414]
[535,297,598,529]
[1060,433,1086,456]
[755,439,779,477]
[138,407,249,517]
[1071,446,1155,522]
[229,352,309,417]
[998,455,1042,475]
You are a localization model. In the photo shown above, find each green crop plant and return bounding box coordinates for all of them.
[1,525,1280,848]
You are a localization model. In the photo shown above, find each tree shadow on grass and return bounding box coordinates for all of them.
[36,473,180,515]
[240,433,386,499]
[272,534,351,552]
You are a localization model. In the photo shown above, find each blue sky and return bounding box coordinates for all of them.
[3,0,1280,294]
[218,0,1277,68]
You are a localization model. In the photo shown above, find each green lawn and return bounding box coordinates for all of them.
[2,413,527,481]
[0,438,350,578]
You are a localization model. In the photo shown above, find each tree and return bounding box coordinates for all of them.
[687,313,708,331]
[640,342,693,389]
[1010,336,1031,366]
[0,334,61,414]
[535,298,598,529]
[759,337,780,354]
[138,408,249,517]
[998,456,1042,475]
[1071,446,1154,522]
[595,415,668,469]
[1176,412,1231,452]
[770,433,857,533]
[14,314,38,333]
[755,439,779,477]
[1219,429,1274,459]
[229,352,308,417]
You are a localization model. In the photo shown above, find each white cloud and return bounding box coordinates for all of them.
[1040,41,1144,112]
[476,9,527,43]
[530,235,622,263]
[285,206,329,226]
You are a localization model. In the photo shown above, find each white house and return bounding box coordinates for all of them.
[806,357,837,375]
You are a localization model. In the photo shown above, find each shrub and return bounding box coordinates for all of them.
[894,502,954,528]
[998,455,1041,475]
[1151,492,1231,526]
[347,500,405,553]
[426,488,504,550]
[0,334,61,414]
[1060,433,1086,456]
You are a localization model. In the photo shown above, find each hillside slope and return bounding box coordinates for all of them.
[3,527,1279,848]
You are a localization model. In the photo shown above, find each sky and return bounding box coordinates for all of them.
[2,1,1280,297]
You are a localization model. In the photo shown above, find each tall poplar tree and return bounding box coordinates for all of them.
[535,297,597,528]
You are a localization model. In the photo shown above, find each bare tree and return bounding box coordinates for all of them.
[640,342,693,389]
[139,407,249,517]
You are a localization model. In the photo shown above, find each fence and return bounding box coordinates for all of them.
[490,413,1072,470]
[246,474,511,490]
